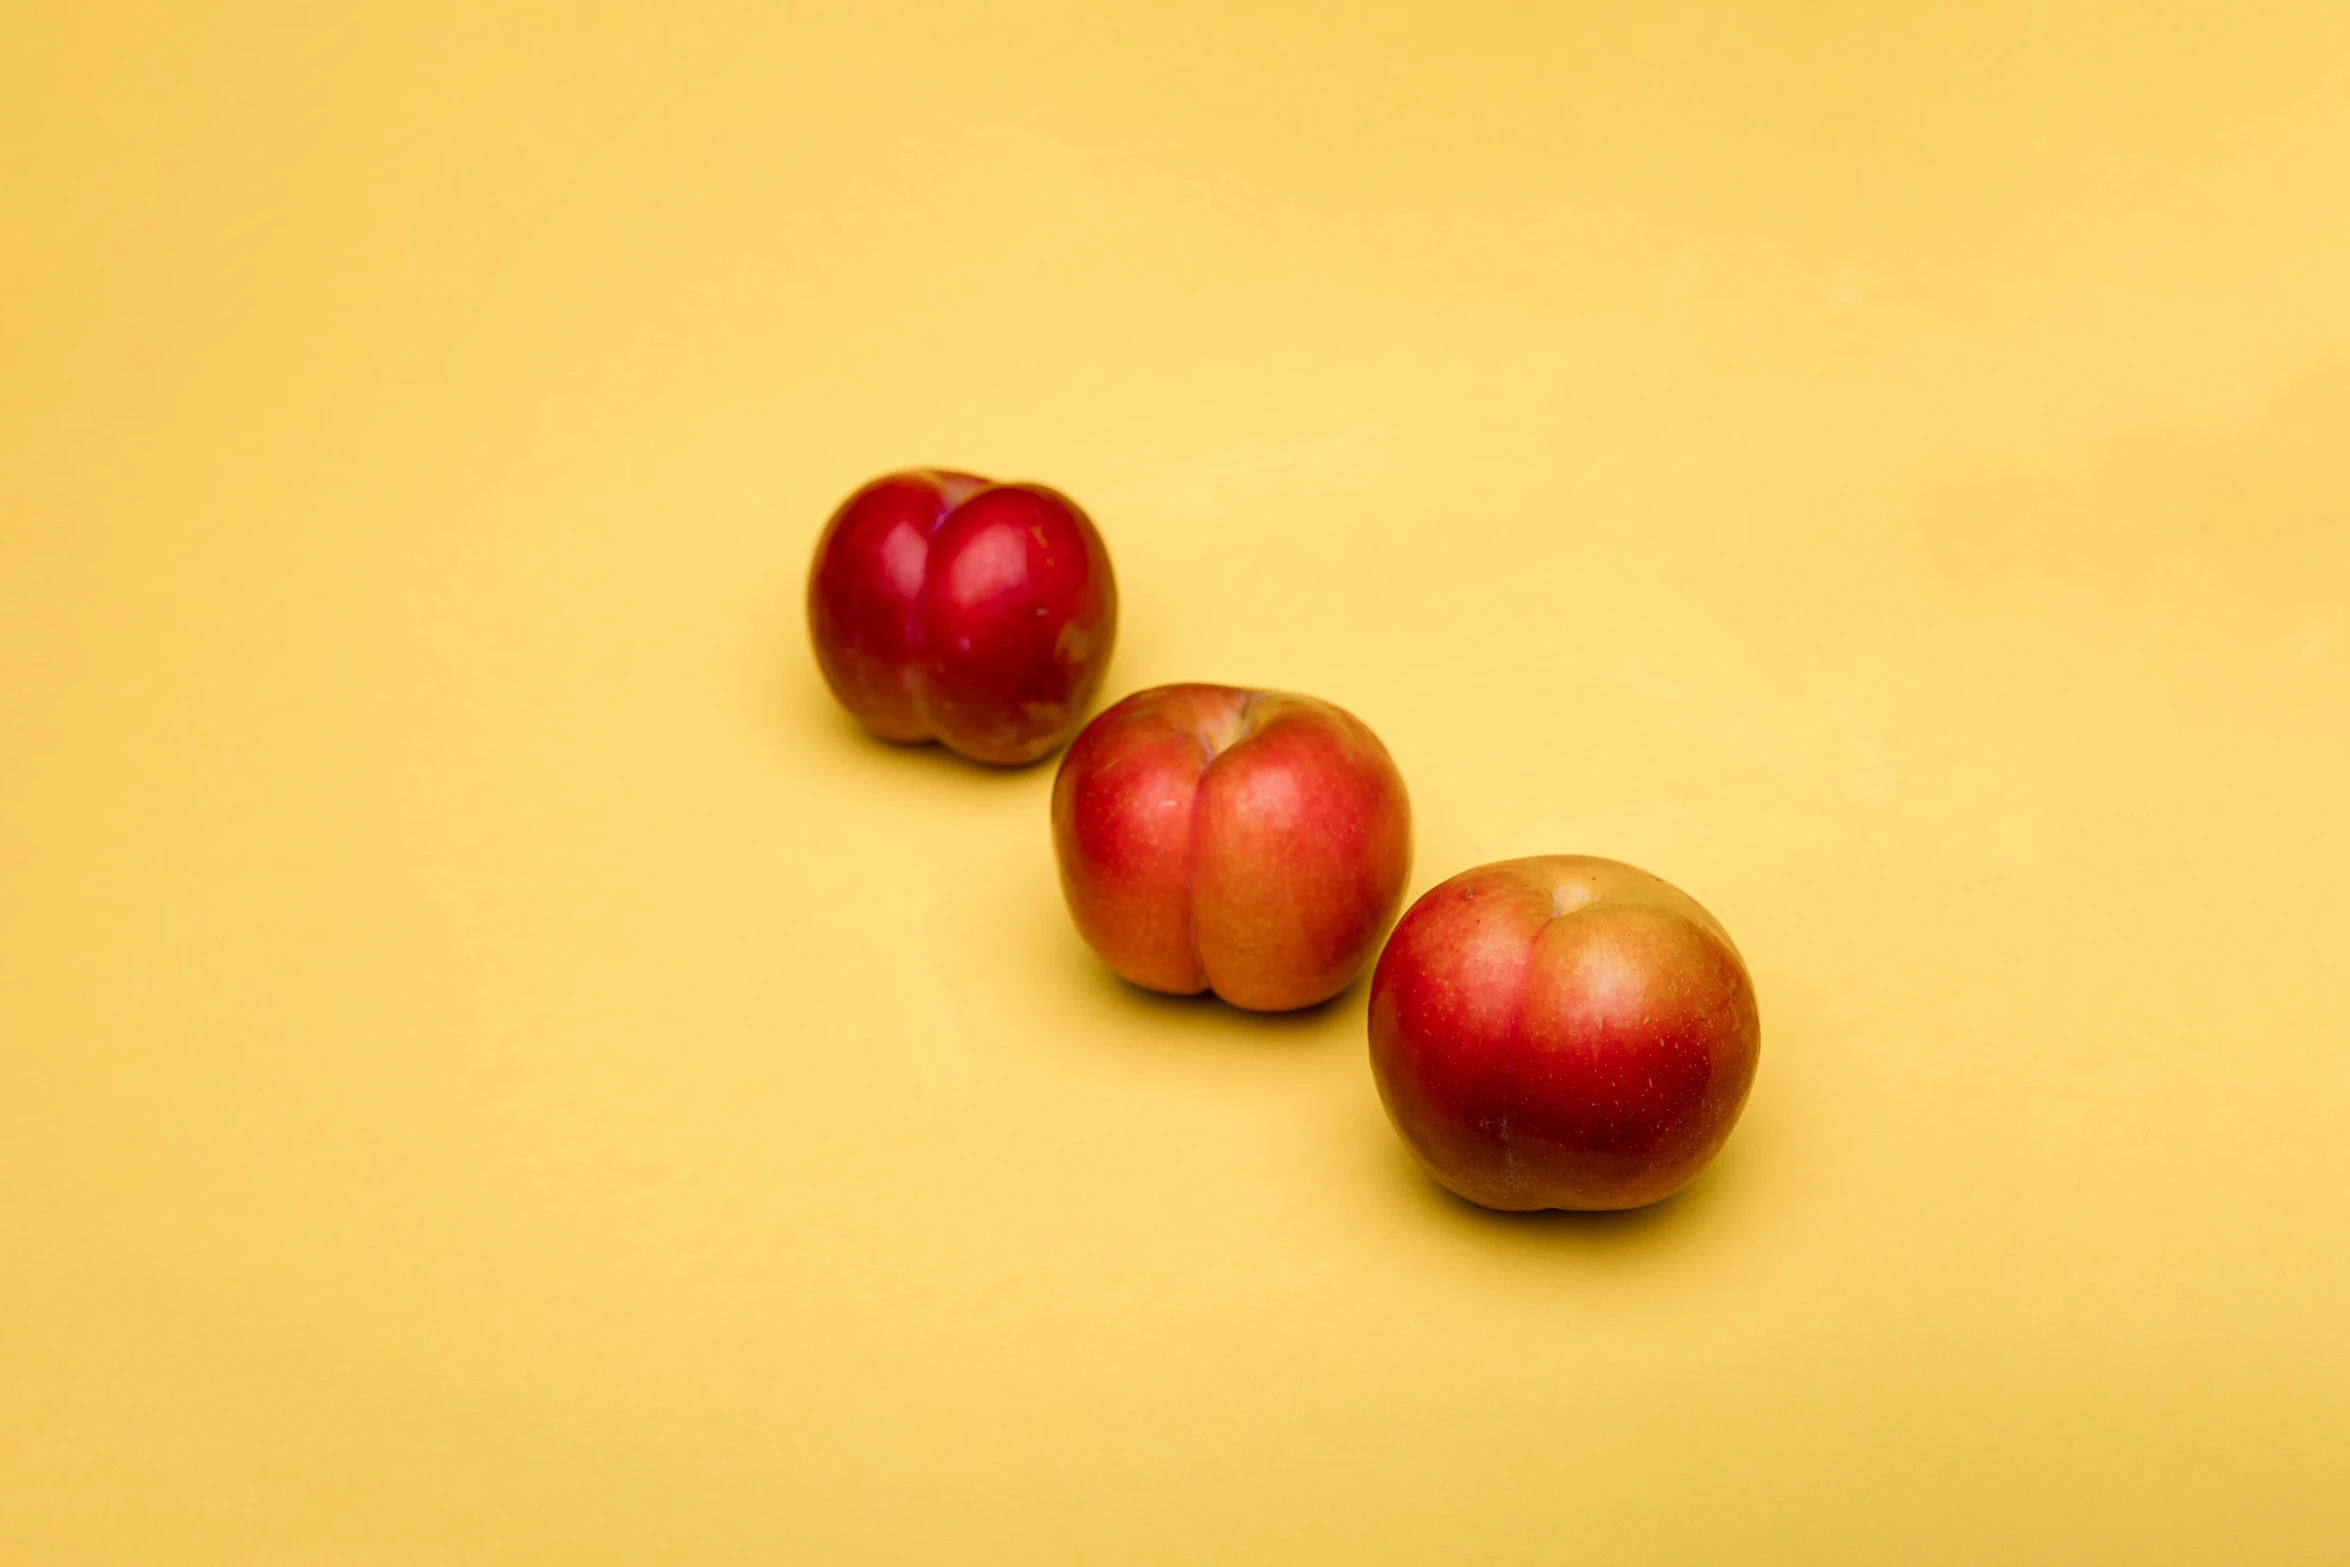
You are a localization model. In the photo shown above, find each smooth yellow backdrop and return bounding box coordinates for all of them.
[5,3,2347,1561]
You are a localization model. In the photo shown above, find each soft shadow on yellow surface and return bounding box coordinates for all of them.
[800,700,1055,786]
[1388,1143,1741,1250]
[770,639,1066,784]
[1077,964,1367,1046]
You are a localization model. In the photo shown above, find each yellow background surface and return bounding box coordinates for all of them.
[5,3,2348,1560]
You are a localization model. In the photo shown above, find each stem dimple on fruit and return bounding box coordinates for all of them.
[1191,689,1264,762]
[1550,883,1597,919]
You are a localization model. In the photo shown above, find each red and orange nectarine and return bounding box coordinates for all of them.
[1052,684,1412,1012]
[1368,856,1759,1210]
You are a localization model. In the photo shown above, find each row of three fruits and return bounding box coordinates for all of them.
[810,469,1759,1212]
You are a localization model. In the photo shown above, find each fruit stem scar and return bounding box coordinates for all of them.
[1192,689,1264,763]
[1551,883,1596,918]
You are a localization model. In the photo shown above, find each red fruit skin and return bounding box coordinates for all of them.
[1368,856,1760,1211]
[806,469,1117,765]
[1051,684,1413,1012]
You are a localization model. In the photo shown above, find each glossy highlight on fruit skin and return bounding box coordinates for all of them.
[1052,684,1413,1012]
[1368,856,1760,1211]
[806,468,1117,766]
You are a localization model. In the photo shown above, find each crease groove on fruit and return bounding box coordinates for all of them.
[1499,920,1549,1196]
[1192,689,1263,763]
[1179,749,1213,994]
[905,529,937,740]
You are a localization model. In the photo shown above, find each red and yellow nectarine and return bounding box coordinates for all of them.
[1052,684,1412,1012]
[1368,856,1759,1210]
